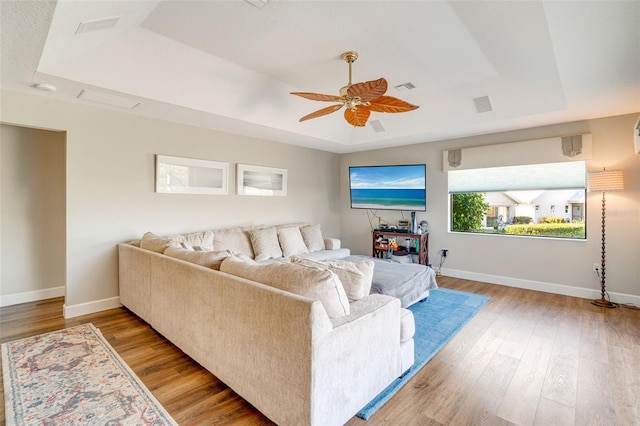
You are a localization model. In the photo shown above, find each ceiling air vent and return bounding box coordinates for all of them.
[394,82,416,92]
[245,0,269,8]
[77,89,140,109]
[370,120,386,133]
[473,95,493,113]
[75,16,120,34]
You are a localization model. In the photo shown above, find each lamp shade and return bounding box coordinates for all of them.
[588,170,624,192]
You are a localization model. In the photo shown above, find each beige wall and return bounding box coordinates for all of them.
[0,89,340,316]
[2,86,638,313]
[0,125,66,304]
[340,113,640,303]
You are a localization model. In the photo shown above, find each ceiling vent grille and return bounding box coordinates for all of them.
[245,0,269,8]
[75,16,120,34]
[370,120,386,133]
[394,82,416,92]
[473,95,493,113]
[77,89,140,109]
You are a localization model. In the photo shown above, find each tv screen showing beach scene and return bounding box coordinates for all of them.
[349,164,426,211]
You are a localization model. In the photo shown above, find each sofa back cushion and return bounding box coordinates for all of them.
[291,257,374,301]
[220,256,350,318]
[277,226,309,258]
[164,247,230,270]
[300,224,325,252]
[140,232,172,253]
[213,227,254,258]
[168,231,215,251]
[248,227,283,261]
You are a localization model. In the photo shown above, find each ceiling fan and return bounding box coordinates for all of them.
[290,51,419,127]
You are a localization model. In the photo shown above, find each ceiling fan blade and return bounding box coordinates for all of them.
[347,78,388,101]
[298,104,344,122]
[344,107,371,127]
[366,96,419,113]
[291,92,344,102]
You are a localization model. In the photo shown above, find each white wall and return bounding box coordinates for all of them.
[0,89,340,316]
[0,125,66,305]
[340,113,640,303]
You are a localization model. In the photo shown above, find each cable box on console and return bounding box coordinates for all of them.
[375,228,411,233]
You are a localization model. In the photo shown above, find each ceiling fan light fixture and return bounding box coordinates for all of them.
[291,51,419,127]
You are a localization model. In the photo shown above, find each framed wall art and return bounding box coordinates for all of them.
[237,164,287,196]
[156,155,228,195]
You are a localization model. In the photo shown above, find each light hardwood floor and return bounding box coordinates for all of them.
[1,277,639,425]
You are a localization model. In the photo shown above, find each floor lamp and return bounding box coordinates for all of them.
[587,169,624,308]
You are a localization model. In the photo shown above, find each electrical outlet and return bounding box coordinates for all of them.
[592,263,600,273]
[441,248,448,257]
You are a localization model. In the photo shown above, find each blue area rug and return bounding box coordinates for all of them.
[356,287,490,420]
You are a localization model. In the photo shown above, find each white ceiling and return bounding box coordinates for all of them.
[1,1,639,153]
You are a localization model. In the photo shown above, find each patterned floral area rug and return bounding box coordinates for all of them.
[2,323,177,426]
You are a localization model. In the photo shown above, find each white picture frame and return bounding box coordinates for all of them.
[237,164,287,196]
[155,155,228,195]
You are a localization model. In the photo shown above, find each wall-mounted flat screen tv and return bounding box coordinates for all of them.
[349,164,426,211]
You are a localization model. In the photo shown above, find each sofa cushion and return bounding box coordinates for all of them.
[400,308,416,343]
[278,227,309,258]
[291,257,374,301]
[296,248,351,261]
[164,247,230,270]
[140,232,171,253]
[220,255,350,318]
[249,227,283,261]
[213,227,254,258]
[300,224,325,252]
[169,230,215,251]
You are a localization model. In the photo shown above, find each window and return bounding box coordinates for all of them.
[485,205,509,228]
[449,161,586,239]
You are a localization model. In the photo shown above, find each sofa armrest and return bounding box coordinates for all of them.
[324,238,341,250]
[330,293,397,328]
[312,294,402,425]
[119,243,153,322]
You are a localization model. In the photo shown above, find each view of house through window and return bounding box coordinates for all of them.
[448,161,586,239]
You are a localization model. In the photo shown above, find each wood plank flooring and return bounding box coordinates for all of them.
[1,277,639,425]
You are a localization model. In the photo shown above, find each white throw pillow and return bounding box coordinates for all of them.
[278,227,309,257]
[164,247,230,270]
[220,256,350,318]
[249,227,283,261]
[291,257,374,301]
[300,224,325,252]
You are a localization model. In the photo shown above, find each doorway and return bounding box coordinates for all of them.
[0,124,66,307]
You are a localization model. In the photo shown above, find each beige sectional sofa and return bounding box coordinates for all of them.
[118,223,415,426]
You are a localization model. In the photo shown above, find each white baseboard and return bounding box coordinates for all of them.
[441,268,640,306]
[0,286,65,307]
[63,297,121,319]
